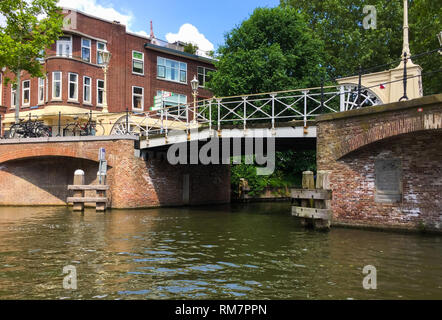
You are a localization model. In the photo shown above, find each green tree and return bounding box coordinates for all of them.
[207,6,326,97]
[280,0,442,95]
[0,0,63,122]
[183,42,198,55]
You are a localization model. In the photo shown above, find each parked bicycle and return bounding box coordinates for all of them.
[63,115,105,136]
[8,117,52,138]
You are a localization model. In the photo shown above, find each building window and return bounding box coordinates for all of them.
[157,57,187,83]
[97,79,104,105]
[68,73,78,101]
[83,76,91,104]
[22,80,30,106]
[156,90,187,108]
[45,76,49,102]
[52,71,62,100]
[197,66,215,87]
[97,42,107,65]
[81,38,91,62]
[38,78,45,104]
[56,36,72,57]
[11,86,17,109]
[132,51,144,75]
[132,86,144,110]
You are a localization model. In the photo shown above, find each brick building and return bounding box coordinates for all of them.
[0,8,215,136]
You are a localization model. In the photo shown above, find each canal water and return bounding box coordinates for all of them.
[0,202,441,300]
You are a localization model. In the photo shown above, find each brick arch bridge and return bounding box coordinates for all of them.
[0,136,230,208]
[0,142,101,165]
[317,94,442,233]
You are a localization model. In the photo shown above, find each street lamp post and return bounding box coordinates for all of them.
[98,51,111,113]
[191,75,199,123]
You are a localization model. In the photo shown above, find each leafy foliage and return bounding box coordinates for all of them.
[0,0,63,82]
[183,42,198,55]
[280,0,442,95]
[207,7,326,97]
[231,151,316,198]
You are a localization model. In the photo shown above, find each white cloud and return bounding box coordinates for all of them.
[57,0,146,36]
[166,23,214,52]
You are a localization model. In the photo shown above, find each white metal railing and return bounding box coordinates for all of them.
[112,84,382,138]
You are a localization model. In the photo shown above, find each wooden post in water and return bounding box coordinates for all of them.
[73,170,85,211]
[300,171,314,227]
[314,170,331,230]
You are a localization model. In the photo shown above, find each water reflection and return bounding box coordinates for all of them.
[0,204,441,299]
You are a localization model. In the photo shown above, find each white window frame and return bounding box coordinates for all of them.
[132,50,144,75]
[38,78,45,105]
[83,76,92,104]
[132,86,144,111]
[45,76,49,102]
[97,42,107,65]
[52,71,62,100]
[56,35,72,58]
[198,66,215,88]
[97,79,104,106]
[157,57,187,84]
[11,86,16,109]
[22,80,30,107]
[68,73,78,101]
[81,38,91,63]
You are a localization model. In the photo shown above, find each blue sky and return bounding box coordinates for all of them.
[58,0,280,51]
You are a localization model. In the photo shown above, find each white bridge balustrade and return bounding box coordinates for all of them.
[109,84,382,148]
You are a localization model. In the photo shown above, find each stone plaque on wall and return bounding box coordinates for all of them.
[375,158,402,203]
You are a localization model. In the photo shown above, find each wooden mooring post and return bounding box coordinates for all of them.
[291,170,332,231]
[67,169,109,212]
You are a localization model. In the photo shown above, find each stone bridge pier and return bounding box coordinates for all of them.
[317,94,442,233]
[0,136,230,208]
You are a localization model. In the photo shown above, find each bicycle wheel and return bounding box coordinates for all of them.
[35,125,52,137]
[63,124,77,136]
[8,124,25,138]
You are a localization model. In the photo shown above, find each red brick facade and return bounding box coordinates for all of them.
[0,8,214,115]
[317,94,442,233]
[0,138,230,208]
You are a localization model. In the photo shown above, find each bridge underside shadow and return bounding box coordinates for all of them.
[0,156,101,205]
[139,137,316,164]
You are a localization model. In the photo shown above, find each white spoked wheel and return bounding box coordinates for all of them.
[110,115,147,136]
[341,84,382,111]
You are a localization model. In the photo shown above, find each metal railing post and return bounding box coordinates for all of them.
[217,98,221,133]
[320,77,324,114]
[271,93,276,131]
[302,90,309,127]
[243,96,248,132]
[399,52,409,101]
[208,100,212,133]
[57,111,61,136]
[339,85,346,112]
[357,65,362,109]
[125,107,129,134]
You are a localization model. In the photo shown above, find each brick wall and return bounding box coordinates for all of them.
[1,8,215,115]
[317,94,442,233]
[0,138,230,208]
